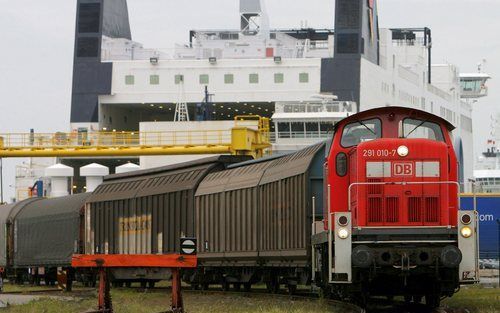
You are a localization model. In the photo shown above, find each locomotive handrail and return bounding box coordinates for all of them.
[346,181,461,226]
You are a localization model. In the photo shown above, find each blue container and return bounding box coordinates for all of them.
[460,195,500,259]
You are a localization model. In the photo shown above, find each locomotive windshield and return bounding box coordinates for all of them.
[402,118,445,142]
[341,118,382,147]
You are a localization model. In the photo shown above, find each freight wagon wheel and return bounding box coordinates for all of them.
[221,281,229,291]
[148,281,155,288]
[266,277,280,293]
[413,295,423,304]
[191,283,200,290]
[125,282,132,288]
[287,284,297,295]
[243,283,251,292]
[404,295,412,304]
[201,283,209,290]
[233,283,241,291]
[425,294,440,308]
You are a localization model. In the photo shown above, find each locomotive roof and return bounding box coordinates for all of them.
[335,107,455,131]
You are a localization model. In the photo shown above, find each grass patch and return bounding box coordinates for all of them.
[1,284,497,313]
[442,286,500,313]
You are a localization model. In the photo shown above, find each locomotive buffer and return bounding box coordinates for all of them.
[72,238,197,313]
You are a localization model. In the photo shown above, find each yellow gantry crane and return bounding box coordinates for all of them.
[0,116,271,159]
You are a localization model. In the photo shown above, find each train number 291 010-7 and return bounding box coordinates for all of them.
[362,149,397,157]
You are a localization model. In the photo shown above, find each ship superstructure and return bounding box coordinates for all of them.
[12,0,489,200]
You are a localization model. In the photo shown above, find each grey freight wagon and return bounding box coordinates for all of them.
[194,143,325,292]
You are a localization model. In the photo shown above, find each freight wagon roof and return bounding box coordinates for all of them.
[260,142,326,184]
[197,159,276,195]
[16,193,91,219]
[0,197,44,225]
[104,156,249,181]
[14,193,91,268]
[90,155,248,203]
[196,142,326,195]
[0,197,44,267]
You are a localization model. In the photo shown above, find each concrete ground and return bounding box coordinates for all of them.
[0,294,40,307]
[479,269,500,288]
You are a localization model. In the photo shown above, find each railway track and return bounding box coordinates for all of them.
[0,285,468,313]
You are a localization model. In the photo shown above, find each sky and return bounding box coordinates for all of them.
[0,0,499,202]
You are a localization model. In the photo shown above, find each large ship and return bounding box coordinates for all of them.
[13,0,490,200]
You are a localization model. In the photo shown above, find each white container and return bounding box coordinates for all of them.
[45,164,74,197]
[80,163,110,192]
[115,163,141,174]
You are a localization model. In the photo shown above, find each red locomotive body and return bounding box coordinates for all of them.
[314,107,478,307]
[327,108,458,228]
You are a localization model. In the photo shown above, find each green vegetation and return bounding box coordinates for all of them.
[442,286,500,313]
[0,284,498,313]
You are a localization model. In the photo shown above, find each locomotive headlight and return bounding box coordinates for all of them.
[461,214,472,225]
[337,228,349,239]
[397,145,409,157]
[460,226,472,238]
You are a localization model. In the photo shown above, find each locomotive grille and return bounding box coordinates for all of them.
[425,197,439,223]
[368,197,383,223]
[385,197,399,223]
[367,178,382,194]
[408,197,422,223]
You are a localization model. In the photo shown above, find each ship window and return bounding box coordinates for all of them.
[320,122,335,134]
[274,73,284,84]
[125,75,134,85]
[175,75,184,84]
[76,37,99,57]
[224,74,234,84]
[150,75,160,85]
[341,119,382,147]
[337,34,359,54]
[299,73,309,83]
[249,73,259,84]
[306,122,319,135]
[78,3,100,33]
[277,122,290,138]
[199,74,209,84]
[291,122,305,135]
[402,118,444,142]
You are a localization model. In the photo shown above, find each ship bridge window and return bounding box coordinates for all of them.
[402,118,444,142]
[299,73,309,83]
[341,119,382,148]
[461,80,481,92]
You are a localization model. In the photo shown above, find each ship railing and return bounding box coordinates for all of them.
[273,131,332,140]
[0,130,234,149]
[427,84,452,102]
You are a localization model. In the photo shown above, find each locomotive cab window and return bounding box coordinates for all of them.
[341,119,382,147]
[402,118,445,142]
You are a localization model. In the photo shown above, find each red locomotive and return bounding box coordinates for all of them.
[313,107,479,307]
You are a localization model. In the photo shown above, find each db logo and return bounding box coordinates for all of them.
[393,162,413,176]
